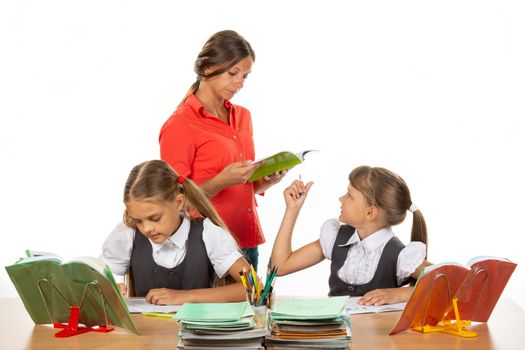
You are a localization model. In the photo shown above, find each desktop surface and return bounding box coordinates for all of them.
[1,298,523,349]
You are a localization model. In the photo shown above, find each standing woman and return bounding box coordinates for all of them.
[159,30,284,271]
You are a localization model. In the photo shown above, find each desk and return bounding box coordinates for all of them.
[1,298,524,349]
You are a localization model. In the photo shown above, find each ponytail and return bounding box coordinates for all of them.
[410,209,428,257]
[177,176,228,232]
[178,80,200,108]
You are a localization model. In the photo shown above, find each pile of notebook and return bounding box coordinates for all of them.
[174,301,268,349]
[265,296,351,349]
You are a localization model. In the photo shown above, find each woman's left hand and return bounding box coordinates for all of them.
[146,288,192,305]
[254,169,288,194]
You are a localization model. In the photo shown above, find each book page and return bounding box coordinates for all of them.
[126,298,181,313]
[344,297,406,315]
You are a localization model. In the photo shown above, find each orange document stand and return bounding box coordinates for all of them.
[390,256,517,337]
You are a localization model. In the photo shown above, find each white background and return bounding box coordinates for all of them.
[1,1,524,308]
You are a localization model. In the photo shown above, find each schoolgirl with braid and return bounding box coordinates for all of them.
[100,160,252,305]
[271,165,432,305]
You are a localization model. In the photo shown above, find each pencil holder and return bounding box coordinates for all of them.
[251,305,268,328]
[267,291,275,310]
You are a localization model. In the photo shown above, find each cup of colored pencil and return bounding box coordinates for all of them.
[239,265,278,308]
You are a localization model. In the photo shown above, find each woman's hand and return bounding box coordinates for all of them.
[283,180,313,210]
[202,161,260,197]
[254,169,288,194]
[218,161,260,187]
[146,288,192,305]
[358,287,414,306]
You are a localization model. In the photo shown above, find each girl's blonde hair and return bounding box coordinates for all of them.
[122,160,227,232]
[349,166,428,249]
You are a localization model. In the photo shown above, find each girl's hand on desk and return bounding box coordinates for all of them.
[146,288,190,305]
[117,283,128,297]
[358,287,413,306]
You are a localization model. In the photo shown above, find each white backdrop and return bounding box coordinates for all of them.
[1,1,524,308]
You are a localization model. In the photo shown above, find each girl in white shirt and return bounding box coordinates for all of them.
[100,160,252,305]
[271,165,431,305]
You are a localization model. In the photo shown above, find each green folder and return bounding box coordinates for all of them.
[174,301,252,322]
[271,296,348,320]
[5,253,138,334]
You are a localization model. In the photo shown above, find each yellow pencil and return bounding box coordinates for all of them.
[239,274,247,289]
[142,312,175,319]
[250,265,261,298]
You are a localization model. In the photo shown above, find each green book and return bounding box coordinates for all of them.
[5,250,138,334]
[174,301,252,322]
[249,150,318,182]
[271,296,348,320]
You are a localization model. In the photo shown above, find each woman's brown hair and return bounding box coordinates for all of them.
[179,30,255,106]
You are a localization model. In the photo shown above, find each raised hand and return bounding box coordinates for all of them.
[283,180,313,210]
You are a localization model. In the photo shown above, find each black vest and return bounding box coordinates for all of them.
[328,225,415,296]
[130,218,214,297]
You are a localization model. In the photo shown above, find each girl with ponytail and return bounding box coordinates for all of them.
[271,166,432,305]
[101,160,253,305]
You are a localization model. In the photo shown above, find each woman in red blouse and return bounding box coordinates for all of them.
[159,30,285,271]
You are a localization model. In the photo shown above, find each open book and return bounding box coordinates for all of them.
[5,250,138,334]
[249,150,318,182]
[390,256,516,335]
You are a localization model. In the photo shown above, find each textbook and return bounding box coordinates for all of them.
[249,150,317,182]
[175,301,268,349]
[5,250,138,335]
[390,256,517,336]
[266,296,351,349]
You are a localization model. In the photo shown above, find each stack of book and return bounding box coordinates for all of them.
[265,296,351,349]
[174,301,268,349]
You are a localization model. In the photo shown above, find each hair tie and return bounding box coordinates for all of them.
[409,204,418,213]
[178,176,185,184]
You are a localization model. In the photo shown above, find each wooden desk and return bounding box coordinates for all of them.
[1,298,524,349]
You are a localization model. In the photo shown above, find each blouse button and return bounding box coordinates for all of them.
[247,208,252,212]
[233,135,237,140]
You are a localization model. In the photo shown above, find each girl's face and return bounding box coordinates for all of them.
[338,183,371,226]
[206,57,253,101]
[125,196,184,244]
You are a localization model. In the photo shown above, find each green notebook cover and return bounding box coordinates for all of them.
[5,252,138,334]
[271,296,348,320]
[174,301,252,322]
[249,150,317,182]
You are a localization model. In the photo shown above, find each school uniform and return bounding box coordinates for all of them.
[319,219,426,297]
[100,216,241,297]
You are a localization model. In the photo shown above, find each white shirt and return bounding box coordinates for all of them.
[100,217,242,278]
[319,219,426,285]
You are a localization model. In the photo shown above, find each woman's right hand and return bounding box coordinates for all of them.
[283,180,313,209]
[217,160,260,187]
